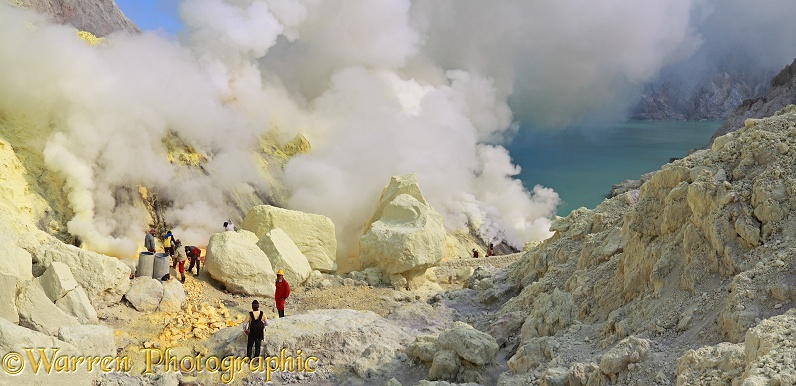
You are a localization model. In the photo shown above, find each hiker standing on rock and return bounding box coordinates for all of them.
[244,300,268,359]
[145,229,156,253]
[224,220,235,231]
[274,270,290,318]
[173,239,187,283]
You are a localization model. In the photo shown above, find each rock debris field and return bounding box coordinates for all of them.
[4,108,796,386]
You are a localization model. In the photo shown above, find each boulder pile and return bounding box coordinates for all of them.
[242,205,337,272]
[490,106,796,385]
[407,321,499,384]
[158,277,241,346]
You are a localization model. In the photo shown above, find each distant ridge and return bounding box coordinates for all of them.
[710,57,796,143]
[7,0,140,36]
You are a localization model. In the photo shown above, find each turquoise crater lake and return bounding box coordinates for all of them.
[507,120,722,217]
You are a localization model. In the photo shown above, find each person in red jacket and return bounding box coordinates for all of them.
[274,269,290,318]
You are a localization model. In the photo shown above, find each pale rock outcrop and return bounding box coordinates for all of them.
[207,309,410,370]
[520,288,577,340]
[58,324,116,357]
[16,279,80,336]
[0,136,53,239]
[407,321,498,383]
[56,286,98,324]
[0,237,32,323]
[158,279,186,312]
[39,261,78,301]
[599,336,651,376]
[124,277,163,312]
[242,205,337,272]
[363,173,430,234]
[496,108,796,384]
[710,58,796,143]
[238,229,260,244]
[256,228,312,285]
[0,274,18,323]
[429,350,460,381]
[415,381,482,386]
[351,343,398,379]
[360,192,446,282]
[33,241,131,308]
[2,234,33,281]
[386,378,403,386]
[406,335,440,363]
[541,367,571,386]
[204,231,276,297]
[506,336,557,374]
[676,309,796,385]
[437,321,499,366]
[675,342,745,385]
[0,318,92,386]
[347,267,384,287]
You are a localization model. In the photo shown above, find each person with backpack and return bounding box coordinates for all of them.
[244,300,268,359]
[186,245,201,276]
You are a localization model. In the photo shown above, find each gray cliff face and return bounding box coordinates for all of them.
[8,0,140,37]
[632,72,769,121]
[710,57,796,143]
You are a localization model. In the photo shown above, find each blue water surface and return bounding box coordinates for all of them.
[507,120,721,217]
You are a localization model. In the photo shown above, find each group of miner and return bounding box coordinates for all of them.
[142,220,291,360]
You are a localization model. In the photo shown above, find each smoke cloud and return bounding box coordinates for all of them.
[1,0,789,259]
[637,0,796,112]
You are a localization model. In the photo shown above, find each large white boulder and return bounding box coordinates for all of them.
[58,324,116,357]
[124,277,164,312]
[429,350,461,381]
[56,287,98,324]
[437,321,499,366]
[599,336,651,376]
[1,234,33,281]
[0,239,31,323]
[0,318,94,386]
[16,280,80,336]
[205,231,276,297]
[158,279,186,312]
[39,261,78,301]
[360,193,446,279]
[33,241,131,308]
[364,174,430,231]
[0,272,18,323]
[207,309,411,368]
[242,205,337,272]
[257,228,312,285]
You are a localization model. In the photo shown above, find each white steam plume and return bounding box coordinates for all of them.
[0,0,731,259]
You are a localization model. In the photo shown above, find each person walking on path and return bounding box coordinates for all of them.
[274,269,290,318]
[244,300,267,359]
[173,239,187,283]
[144,229,156,253]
